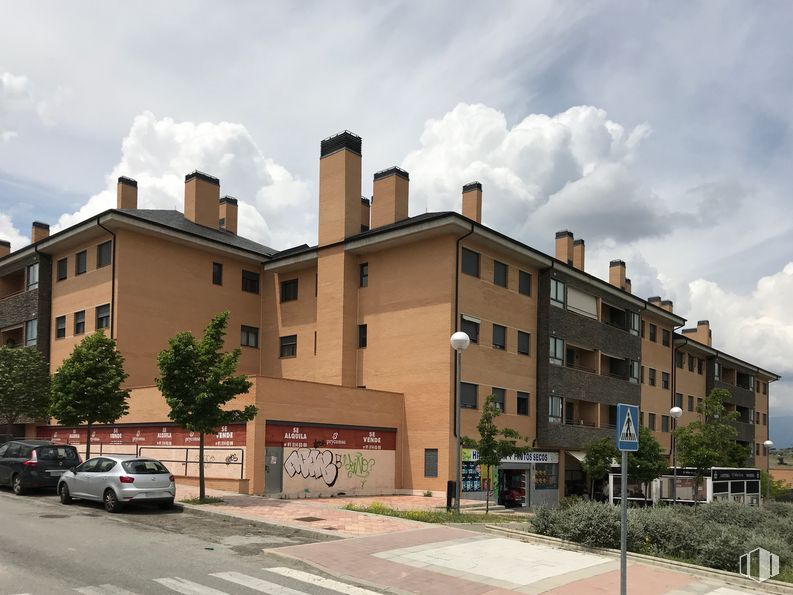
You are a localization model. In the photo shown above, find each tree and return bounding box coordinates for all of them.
[761,471,789,500]
[675,388,751,503]
[0,346,51,442]
[627,427,667,503]
[156,311,256,501]
[462,394,531,513]
[51,331,129,459]
[581,437,619,500]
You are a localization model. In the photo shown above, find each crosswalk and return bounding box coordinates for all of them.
[54,566,381,595]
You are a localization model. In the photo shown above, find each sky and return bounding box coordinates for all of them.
[1,1,792,427]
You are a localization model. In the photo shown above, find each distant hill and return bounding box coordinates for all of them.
[771,416,793,448]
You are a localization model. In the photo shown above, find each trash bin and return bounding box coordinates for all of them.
[446,480,457,511]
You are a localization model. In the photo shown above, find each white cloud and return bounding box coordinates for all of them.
[0,72,33,142]
[52,112,314,249]
[0,212,29,250]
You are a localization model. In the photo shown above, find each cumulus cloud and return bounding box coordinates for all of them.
[52,112,314,249]
[0,72,33,141]
[0,212,29,250]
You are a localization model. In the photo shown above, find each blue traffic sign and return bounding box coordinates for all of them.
[616,403,639,451]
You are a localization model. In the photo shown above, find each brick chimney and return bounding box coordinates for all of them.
[555,230,574,265]
[31,222,49,243]
[184,171,220,229]
[219,196,238,235]
[371,167,409,229]
[660,299,674,313]
[462,182,482,223]
[117,177,138,209]
[572,239,585,271]
[360,197,371,232]
[682,320,712,346]
[609,260,627,289]
[318,131,362,246]
[648,296,662,307]
[0,240,9,257]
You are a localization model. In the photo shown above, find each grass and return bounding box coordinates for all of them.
[343,502,519,523]
[180,496,225,505]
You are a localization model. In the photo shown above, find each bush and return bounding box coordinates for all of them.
[629,506,694,559]
[554,501,620,548]
[530,507,558,536]
[744,531,793,568]
[693,524,751,571]
[694,500,766,530]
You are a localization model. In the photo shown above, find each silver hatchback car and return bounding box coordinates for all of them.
[57,455,176,512]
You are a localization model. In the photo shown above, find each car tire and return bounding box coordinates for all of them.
[158,499,175,510]
[59,483,73,505]
[103,489,123,513]
[11,474,24,496]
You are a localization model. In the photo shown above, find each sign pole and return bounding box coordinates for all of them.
[620,449,628,595]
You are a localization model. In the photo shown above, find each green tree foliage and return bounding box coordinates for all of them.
[156,311,256,501]
[761,471,790,500]
[582,437,619,499]
[675,388,751,502]
[51,332,129,459]
[462,394,530,512]
[0,346,51,441]
[628,427,668,503]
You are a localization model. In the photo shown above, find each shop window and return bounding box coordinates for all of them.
[424,449,438,478]
[461,248,480,277]
[97,241,112,268]
[461,383,477,409]
[279,335,297,358]
[241,325,259,348]
[493,260,508,287]
[75,250,87,275]
[492,324,506,350]
[280,278,298,302]
[534,463,558,490]
[518,270,531,296]
[517,392,529,416]
[212,262,223,285]
[517,331,530,355]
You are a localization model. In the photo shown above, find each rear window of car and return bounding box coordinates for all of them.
[36,446,79,461]
[122,460,169,474]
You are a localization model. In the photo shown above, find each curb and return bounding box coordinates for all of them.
[485,524,793,594]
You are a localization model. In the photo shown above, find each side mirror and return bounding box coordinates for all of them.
[69,467,76,473]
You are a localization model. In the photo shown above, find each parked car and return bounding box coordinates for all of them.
[0,440,81,495]
[57,455,176,512]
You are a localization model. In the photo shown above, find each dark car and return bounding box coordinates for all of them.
[0,440,81,495]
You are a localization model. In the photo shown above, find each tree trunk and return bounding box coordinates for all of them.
[590,478,595,500]
[85,421,92,460]
[199,432,205,501]
[485,465,490,514]
[5,420,14,444]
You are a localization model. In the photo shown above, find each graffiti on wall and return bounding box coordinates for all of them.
[284,448,341,486]
[342,452,376,487]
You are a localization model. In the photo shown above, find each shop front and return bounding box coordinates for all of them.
[462,449,560,508]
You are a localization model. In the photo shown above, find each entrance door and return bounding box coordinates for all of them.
[264,446,283,494]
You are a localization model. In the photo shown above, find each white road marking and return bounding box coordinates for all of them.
[154,577,230,595]
[74,586,140,595]
[266,567,381,595]
[210,571,307,594]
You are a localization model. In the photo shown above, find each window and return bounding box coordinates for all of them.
[424,449,438,478]
[461,248,480,277]
[241,325,259,348]
[763,382,768,395]
[756,443,761,456]
[96,304,110,330]
[550,337,564,365]
[675,393,683,408]
[662,415,670,432]
[629,360,640,383]
[358,324,367,348]
[242,270,260,294]
[493,260,508,287]
[755,411,760,424]
[567,287,597,318]
[675,351,684,368]
[26,263,39,289]
[714,362,720,381]
[74,310,85,335]
[648,413,656,431]
[55,315,66,339]
[688,355,695,372]
[687,395,694,411]
[649,323,657,342]
[491,388,505,412]
[279,335,297,358]
[212,262,223,285]
[549,395,563,423]
[461,316,479,343]
[25,319,37,347]
[662,372,670,389]
[641,365,645,383]
[359,263,368,287]
[518,270,531,296]
[517,331,530,356]
[698,358,704,375]
[461,382,477,409]
[648,368,656,386]
[57,258,67,281]
[662,329,671,346]
[763,413,767,426]
[697,397,703,409]
[641,320,645,338]
[280,278,298,302]
[517,392,529,416]
[492,324,506,350]
[97,241,112,268]
[550,278,565,307]
[75,250,87,275]
[629,311,640,336]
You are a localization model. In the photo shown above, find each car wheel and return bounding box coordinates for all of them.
[158,499,175,510]
[103,489,123,513]
[59,483,73,505]
[11,474,24,496]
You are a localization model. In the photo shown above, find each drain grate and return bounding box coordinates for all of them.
[40,514,68,519]
[293,516,324,522]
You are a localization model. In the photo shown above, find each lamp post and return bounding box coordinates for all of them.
[670,406,683,503]
[763,439,774,503]
[450,331,470,514]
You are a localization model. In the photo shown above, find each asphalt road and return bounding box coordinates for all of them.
[0,488,382,595]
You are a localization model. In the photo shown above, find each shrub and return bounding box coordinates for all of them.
[630,506,694,559]
[530,507,558,536]
[693,524,751,571]
[694,500,766,530]
[554,501,620,548]
[744,531,793,568]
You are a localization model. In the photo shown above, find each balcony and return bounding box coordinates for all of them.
[0,269,25,300]
[565,344,598,374]
[1,326,23,348]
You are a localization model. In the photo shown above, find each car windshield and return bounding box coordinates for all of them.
[122,460,169,474]
[36,446,79,461]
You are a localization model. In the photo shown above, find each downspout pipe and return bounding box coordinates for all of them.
[96,216,117,340]
[452,222,474,441]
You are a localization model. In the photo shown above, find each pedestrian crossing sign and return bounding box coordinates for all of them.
[616,403,639,451]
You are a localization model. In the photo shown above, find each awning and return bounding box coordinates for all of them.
[567,451,586,462]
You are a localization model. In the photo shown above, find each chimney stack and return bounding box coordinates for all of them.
[624,278,632,294]
[318,131,362,246]
[360,197,371,232]
[555,230,574,265]
[31,221,49,243]
[219,196,238,235]
[0,240,10,257]
[117,177,138,209]
[660,299,674,313]
[462,182,482,223]
[681,320,712,346]
[184,171,220,229]
[609,260,627,290]
[371,167,409,229]
[648,296,662,306]
[572,239,585,271]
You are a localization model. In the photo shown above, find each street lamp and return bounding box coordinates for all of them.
[670,406,683,503]
[763,439,774,503]
[450,331,470,514]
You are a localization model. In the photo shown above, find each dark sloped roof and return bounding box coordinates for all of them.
[121,209,276,257]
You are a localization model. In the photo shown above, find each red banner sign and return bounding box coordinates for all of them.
[265,422,396,451]
[37,424,246,447]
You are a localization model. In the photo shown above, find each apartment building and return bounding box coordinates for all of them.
[0,130,778,502]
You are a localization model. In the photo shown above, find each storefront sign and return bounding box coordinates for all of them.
[712,469,760,481]
[37,424,246,447]
[265,422,396,450]
[465,450,558,464]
